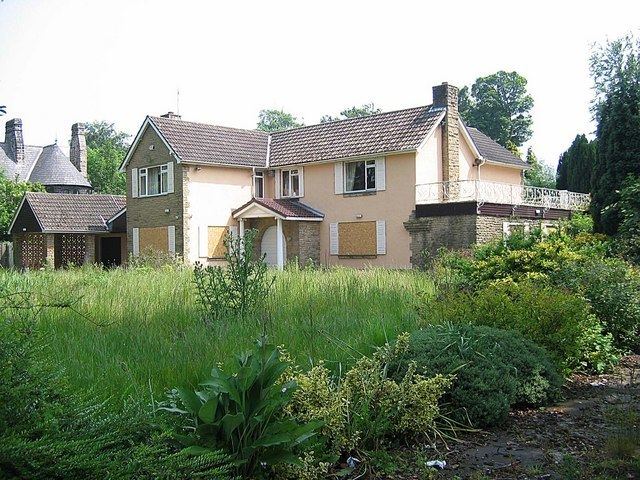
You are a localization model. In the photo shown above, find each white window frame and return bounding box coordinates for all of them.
[281,168,301,198]
[344,159,376,193]
[138,164,169,197]
[253,170,265,198]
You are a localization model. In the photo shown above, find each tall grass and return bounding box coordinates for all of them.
[1,265,432,406]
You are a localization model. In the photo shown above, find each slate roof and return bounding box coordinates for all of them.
[268,106,444,166]
[12,192,126,233]
[149,116,268,167]
[233,198,324,219]
[465,126,529,168]
[0,142,92,187]
[29,144,91,187]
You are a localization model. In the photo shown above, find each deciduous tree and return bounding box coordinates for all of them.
[256,109,303,132]
[320,103,381,123]
[86,121,129,195]
[0,171,45,240]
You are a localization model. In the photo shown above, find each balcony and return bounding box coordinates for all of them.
[415,180,591,211]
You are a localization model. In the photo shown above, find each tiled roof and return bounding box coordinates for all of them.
[268,105,444,166]
[466,126,529,168]
[15,192,126,233]
[149,116,268,167]
[29,144,92,187]
[0,143,43,181]
[234,197,324,219]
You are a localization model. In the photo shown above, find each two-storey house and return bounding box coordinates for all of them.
[120,83,589,269]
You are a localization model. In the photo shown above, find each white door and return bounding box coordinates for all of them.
[261,226,286,266]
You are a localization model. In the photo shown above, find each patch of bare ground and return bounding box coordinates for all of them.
[387,355,640,480]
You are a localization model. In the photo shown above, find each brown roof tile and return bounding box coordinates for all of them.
[268,106,444,166]
[234,198,323,219]
[15,192,126,233]
[466,126,529,168]
[149,116,268,167]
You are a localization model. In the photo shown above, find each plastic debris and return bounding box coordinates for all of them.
[426,460,447,470]
[346,456,361,468]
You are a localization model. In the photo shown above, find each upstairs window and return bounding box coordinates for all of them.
[254,170,264,198]
[345,159,376,192]
[281,168,300,197]
[139,165,168,197]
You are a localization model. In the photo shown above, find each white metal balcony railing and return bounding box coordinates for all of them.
[415,180,591,211]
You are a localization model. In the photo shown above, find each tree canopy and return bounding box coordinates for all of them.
[459,71,534,149]
[523,147,556,189]
[86,121,129,195]
[589,34,640,234]
[0,171,45,240]
[556,134,597,193]
[256,109,303,132]
[320,103,381,123]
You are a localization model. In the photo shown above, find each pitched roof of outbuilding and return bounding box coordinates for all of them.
[149,116,268,167]
[465,126,529,168]
[10,192,126,233]
[29,144,92,187]
[233,197,324,220]
[268,105,444,166]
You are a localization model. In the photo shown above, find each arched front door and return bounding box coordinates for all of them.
[260,225,286,266]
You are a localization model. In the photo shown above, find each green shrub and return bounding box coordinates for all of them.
[389,324,563,428]
[163,337,321,478]
[424,281,618,373]
[551,257,640,353]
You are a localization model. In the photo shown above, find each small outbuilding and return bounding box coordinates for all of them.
[9,192,127,269]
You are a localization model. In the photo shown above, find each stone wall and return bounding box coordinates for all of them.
[298,221,321,266]
[245,218,320,266]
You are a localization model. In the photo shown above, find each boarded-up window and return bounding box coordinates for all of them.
[139,226,169,253]
[208,226,228,258]
[338,221,377,256]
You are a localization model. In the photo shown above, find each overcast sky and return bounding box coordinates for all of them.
[0,0,637,167]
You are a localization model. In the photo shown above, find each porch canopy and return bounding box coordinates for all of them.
[9,192,126,268]
[232,198,323,269]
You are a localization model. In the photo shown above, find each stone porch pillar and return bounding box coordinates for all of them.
[85,235,96,265]
[45,234,55,267]
[276,218,284,270]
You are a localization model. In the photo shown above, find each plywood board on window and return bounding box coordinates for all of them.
[139,226,169,253]
[338,221,376,256]
[208,226,228,258]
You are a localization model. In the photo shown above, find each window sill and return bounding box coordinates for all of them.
[337,254,378,259]
[280,195,302,199]
[342,190,376,198]
[137,192,171,198]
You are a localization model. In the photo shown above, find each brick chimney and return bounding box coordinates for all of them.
[5,118,24,163]
[432,82,460,187]
[70,123,87,178]
[161,111,181,119]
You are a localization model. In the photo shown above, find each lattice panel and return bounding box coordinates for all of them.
[59,234,86,267]
[20,234,45,269]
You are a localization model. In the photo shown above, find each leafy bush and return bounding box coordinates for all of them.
[193,229,274,322]
[423,281,618,373]
[163,337,321,478]
[551,257,640,352]
[389,324,563,428]
[0,319,236,480]
[284,334,452,454]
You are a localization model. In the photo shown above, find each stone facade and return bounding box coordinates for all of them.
[432,83,460,192]
[246,218,320,266]
[126,127,184,258]
[404,212,562,268]
[298,221,321,266]
[4,118,24,163]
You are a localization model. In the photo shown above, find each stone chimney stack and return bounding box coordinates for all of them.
[5,118,24,163]
[432,82,460,187]
[161,111,181,119]
[70,123,88,178]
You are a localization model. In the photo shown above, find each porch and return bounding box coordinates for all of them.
[232,198,324,269]
[415,180,591,211]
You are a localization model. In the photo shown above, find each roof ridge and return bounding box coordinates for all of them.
[149,116,267,136]
[270,104,433,136]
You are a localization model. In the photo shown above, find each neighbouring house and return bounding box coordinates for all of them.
[0,119,92,193]
[119,83,590,269]
[9,192,126,268]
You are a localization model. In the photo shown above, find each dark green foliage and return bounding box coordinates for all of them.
[0,170,45,239]
[458,71,534,148]
[163,337,321,477]
[0,319,235,480]
[390,324,563,428]
[612,175,640,264]
[193,229,274,322]
[551,257,640,353]
[589,34,640,234]
[556,134,597,193]
[524,147,556,188]
[257,109,303,132]
[320,103,381,123]
[423,281,618,374]
[85,121,129,195]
